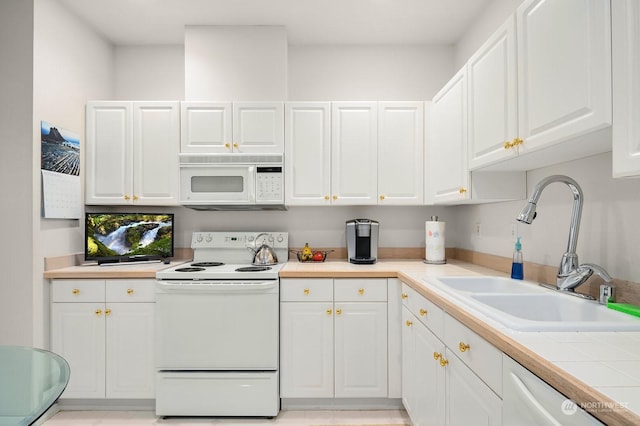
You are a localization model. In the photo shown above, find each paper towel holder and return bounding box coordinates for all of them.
[424,216,447,265]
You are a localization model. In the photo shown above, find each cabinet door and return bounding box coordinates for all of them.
[331,102,378,205]
[612,0,640,178]
[285,102,332,205]
[51,303,106,398]
[467,15,518,170]
[105,303,155,398]
[414,317,446,426]
[280,302,334,398]
[517,0,611,154]
[233,102,284,153]
[378,102,424,205]
[180,102,232,153]
[133,101,180,205]
[334,302,387,397]
[428,68,469,204]
[445,349,502,426]
[85,101,133,205]
[401,307,416,418]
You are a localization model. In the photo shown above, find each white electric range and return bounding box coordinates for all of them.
[155,231,288,418]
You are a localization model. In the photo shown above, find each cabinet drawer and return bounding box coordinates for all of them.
[334,279,387,302]
[52,279,105,302]
[280,279,333,301]
[106,279,155,302]
[403,284,444,337]
[444,314,502,396]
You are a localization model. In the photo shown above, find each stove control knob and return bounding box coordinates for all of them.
[277,235,284,242]
[247,236,254,242]
[205,235,212,242]
[196,235,203,242]
[268,235,274,242]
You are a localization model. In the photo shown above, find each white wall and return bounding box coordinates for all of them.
[115,45,184,100]
[29,0,114,346]
[0,0,35,346]
[288,45,454,100]
[185,26,288,100]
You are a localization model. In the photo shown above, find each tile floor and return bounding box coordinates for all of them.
[42,409,411,425]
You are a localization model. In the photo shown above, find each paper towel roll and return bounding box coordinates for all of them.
[425,219,446,264]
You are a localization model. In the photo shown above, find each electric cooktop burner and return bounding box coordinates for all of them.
[190,262,224,267]
[175,267,206,273]
[235,266,272,272]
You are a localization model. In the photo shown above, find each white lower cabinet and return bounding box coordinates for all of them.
[51,279,155,399]
[400,282,501,426]
[503,355,603,425]
[280,278,388,399]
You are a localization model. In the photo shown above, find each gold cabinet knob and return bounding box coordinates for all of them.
[512,137,523,146]
[233,143,239,148]
[459,187,467,194]
[379,195,385,201]
[401,293,408,300]
[324,195,330,201]
[336,308,342,315]
[224,143,230,148]
[303,288,310,295]
[133,195,139,201]
[124,195,131,201]
[406,320,413,327]
[127,288,134,295]
[459,342,470,352]
[72,288,80,295]
[326,309,332,315]
[105,308,112,316]
[95,309,103,317]
[504,141,513,149]
[419,308,427,316]
[358,288,365,295]
[433,352,442,360]
[440,357,449,367]
[332,195,338,201]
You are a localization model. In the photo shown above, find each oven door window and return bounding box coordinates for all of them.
[180,166,255,204]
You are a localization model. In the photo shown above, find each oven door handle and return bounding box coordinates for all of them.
[155,280,278,293]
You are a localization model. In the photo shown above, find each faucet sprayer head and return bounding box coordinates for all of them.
[516,202,537,224]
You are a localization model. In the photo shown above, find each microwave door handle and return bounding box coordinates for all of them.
[248,166,256,204]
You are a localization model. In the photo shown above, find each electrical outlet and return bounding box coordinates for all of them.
[475,223,481,238]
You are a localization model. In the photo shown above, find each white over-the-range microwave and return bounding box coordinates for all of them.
[179,153,285,210]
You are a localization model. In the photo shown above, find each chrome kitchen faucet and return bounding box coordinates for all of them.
[516,175,613,298]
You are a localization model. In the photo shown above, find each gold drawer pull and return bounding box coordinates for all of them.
[324,195,330,201]
[406,320,413,327]
[440,357,449,367]
[401,293,408,300]
[379,195,385,201]
[72,288,80,295]
[433,352,442,360]
[233,143,239,148]
[336,308,342,315]
[105,308,112,316]
[224,143,230,149]
[358,288,365,295]
[512,137,523,146]
[326,309,332,315]
[419,308,427,316]
[459,187,467,194]
[95,309,103,317]
[303,288,310,295]
[124,195,131,201]
[459,342,470,352]
[332,195,338,201]
[504,141,513,149]
[127,288,134,295]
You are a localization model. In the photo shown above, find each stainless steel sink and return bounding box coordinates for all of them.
[424,276,640,332]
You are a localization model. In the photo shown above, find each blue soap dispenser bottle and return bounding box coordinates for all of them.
[511,237,524,280]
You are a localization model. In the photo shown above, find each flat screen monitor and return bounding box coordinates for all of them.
[85,213,174,264]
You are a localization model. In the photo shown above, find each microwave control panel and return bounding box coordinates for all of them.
[256,166,284,203]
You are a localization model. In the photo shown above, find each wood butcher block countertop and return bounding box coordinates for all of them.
[45,258,640,424]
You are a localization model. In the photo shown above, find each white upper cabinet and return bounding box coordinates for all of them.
[612,0,640,178]
[180,101,284,153]
[467,15,518,170]
[180,102,232,153]
[377,102,424,205]
[86,101,179,205]
[285,102,332,205]
[468,0,612,171]
[331,102,378,205]
[428,68,470,204]
[514,0,611,167]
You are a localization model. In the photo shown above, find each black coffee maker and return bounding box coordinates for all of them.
[345,219,379,264]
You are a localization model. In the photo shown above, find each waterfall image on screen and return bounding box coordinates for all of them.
[86,213,173,262]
